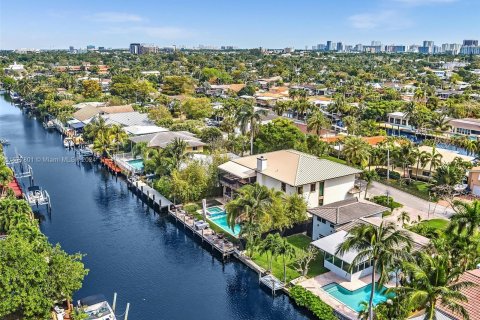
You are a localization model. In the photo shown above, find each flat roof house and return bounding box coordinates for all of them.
[449,118,480,138]
[218,150,362,208]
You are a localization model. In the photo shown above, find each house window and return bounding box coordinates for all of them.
[281,182,286,192]
[319,182,324,196]
[297,186,303,194]
[310,183,316,192]
[192,146,198,151]
[330,223,334,228]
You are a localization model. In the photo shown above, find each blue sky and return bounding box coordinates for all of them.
[0,0,478,49]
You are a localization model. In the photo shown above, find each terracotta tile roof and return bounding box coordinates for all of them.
[437,269,480,320]
[320,136,387,146]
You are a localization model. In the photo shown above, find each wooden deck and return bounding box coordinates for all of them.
[128,179,172,209]
[167,208,236,257]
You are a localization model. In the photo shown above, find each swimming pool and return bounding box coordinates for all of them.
[206,206,224,215]
[127,159,144,171]
[322,283,392,312]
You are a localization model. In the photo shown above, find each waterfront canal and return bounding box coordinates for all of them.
[0,95,310,320]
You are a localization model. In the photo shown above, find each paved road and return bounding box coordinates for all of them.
[368,181,455,218]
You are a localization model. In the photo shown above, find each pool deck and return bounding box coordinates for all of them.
[168,207,236,257]
[298,272,396,320]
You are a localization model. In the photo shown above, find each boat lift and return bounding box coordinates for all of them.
[6,154,33,185]
[24,186,51,212]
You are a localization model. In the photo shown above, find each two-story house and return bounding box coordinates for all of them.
[218,149,362,209]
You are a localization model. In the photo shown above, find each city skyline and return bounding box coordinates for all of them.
[1,0,479,50]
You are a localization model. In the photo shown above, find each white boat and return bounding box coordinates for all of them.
[63,137,74,148]
[24,185,51,209]
[43,120,55,129]
[0,138,9,145]
[77,295,117,320]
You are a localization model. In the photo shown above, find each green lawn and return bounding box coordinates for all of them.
[379,178,433,201]
[417,218,449,231]
[251,234,328,282]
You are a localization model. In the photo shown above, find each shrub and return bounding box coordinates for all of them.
[184,203,200,214]
[371,195,403,211]
[375,168,400,180]
[289,286,336,320]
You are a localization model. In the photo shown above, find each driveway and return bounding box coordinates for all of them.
[368,181,455,219]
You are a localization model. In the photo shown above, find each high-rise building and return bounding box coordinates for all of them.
[460,46,480,55]
[371,41,381,47]
[336,42,344,52]
[354,44,363,52]
[139,44,158,54]
[423,40,434,48]
[463,40,479,46]
[326,41,332,51]
[86,45,95,51]
[130,43,141,54]
[69,46,74,53]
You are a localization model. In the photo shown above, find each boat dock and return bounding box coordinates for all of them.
[127,178,172,210]
[259,274,285,295]
[100,158,122,174]
[167,206,236,258]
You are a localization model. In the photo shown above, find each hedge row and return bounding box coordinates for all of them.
[289,286,337,320]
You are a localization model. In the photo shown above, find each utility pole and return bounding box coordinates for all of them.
[387,148,390,180]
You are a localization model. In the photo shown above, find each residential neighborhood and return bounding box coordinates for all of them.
[1,1,480,320]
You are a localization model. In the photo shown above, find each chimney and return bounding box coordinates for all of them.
[257,156,267,172]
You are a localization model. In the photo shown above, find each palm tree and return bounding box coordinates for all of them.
[397,211,411,228]
[362,170,378,199]
[165,138,188,170]
[426,146,443,177]
[413,149,429,180]
[258,233,280,271]
[225,183,272,242]
[448,200,480,237]
[0,198,34,233]
[273,100,292,117]
[235,102,267,155]
[307,110,329,136]
[342,136,371,169]
[93,130,115,158]
[109,125,128,154]
[428,113,450,142]
[276,237,296,283]
[336,221,413,320]
[399,252,475,320]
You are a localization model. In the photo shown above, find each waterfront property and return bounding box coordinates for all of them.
[309,197,388,239]
[448,118,480,138]
[410,146,474,178]
[129,131,206,153]
[322,282,392,312]
[204,206,241,236]
[218,149,361,208]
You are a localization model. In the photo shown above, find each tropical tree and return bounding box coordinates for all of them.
[336,221,413,320]
[397,211,411,228]
[225,183,272,242]
[258,233,281,271]
[425,146,443,177]
[235,102,267,155]
[307,110,330,136]
[342,136,371,168]
[399,252,475,320]
[448,200,480,237]
[362,170,379,199]
[276,237,296,283]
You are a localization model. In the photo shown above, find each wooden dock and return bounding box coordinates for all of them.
[167,207,236,258]
[127,179,172,210]
[259,274,285,295]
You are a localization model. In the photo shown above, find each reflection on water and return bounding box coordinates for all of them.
[0,96,311,320]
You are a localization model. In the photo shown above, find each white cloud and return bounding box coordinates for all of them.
[349,10,412,30]
[88,12,144,23]
[104,26,193,40]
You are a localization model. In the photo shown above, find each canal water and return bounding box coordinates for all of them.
[0,95,311,320]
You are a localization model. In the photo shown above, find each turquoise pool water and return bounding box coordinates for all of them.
[322,283,392,312]
[127,159,144,171]
[209,214,241,236]
[207,206,224,215]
